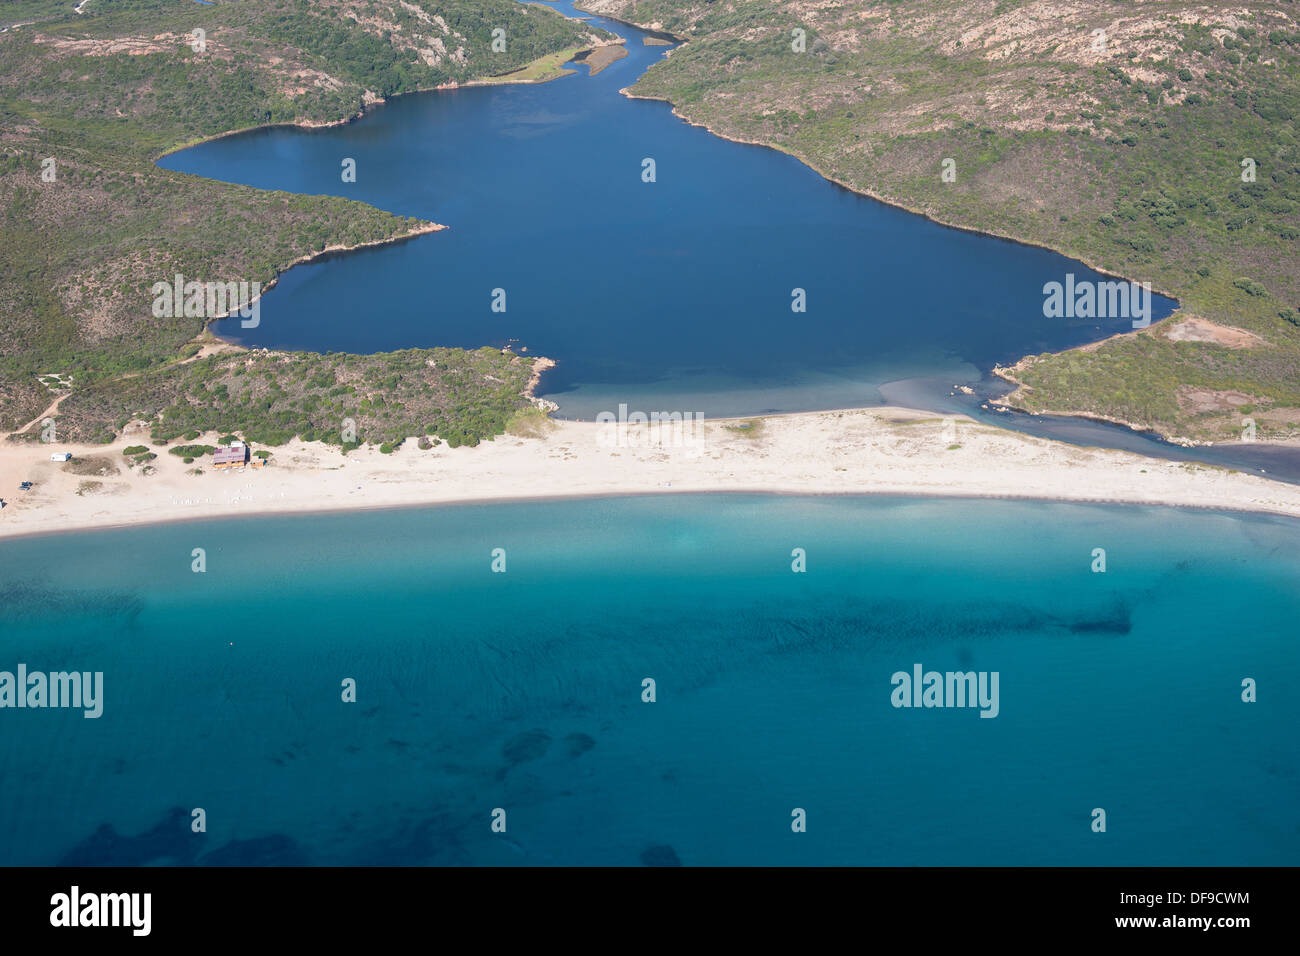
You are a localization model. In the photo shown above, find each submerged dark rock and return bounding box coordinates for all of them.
[58,806,198,866]
[641,845,681,867]
[564,732,596,758]
[502,729,551,765]
[199,834,308,866]
[1065,602,1132,635]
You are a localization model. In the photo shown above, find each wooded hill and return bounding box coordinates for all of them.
[0,0,607,445]
[582,0,1300,442]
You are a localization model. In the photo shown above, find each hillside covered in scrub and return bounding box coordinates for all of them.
[582,0,1300,443]
[0,0,609,446]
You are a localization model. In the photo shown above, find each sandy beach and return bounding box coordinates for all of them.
[3,406,1299,540]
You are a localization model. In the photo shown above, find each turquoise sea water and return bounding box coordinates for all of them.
[0,496,1295,865]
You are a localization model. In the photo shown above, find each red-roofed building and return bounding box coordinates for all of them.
[213,443,249,469]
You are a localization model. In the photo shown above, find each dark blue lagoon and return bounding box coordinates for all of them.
[0,496,1295,866]
[158,1,1176,420]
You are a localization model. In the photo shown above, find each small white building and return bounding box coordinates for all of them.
[50,452,72,462]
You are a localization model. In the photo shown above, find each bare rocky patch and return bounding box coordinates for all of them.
[1161,316,1266,349]
[1176,386,1263,414]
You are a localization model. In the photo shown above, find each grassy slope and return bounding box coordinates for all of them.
[581,0,1300,443]
[0,1,77,30]
[1,0,608,445]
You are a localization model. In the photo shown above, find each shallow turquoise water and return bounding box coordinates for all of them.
[0,496,1295,865]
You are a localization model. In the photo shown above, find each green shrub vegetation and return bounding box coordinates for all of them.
[1,0,605,444]
[167,444,215,458]
[57,345,542,448]
[585,0,1300,441]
